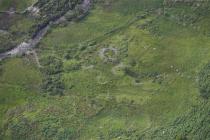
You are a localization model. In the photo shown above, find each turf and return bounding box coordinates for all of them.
[0,0,35,11]
[0,58,41,127]
[0,0,210,139]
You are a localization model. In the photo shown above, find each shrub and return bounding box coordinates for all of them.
[0,32,16,53]
[198,62,210,99]
[42,74,65,96]
[40,56,63,75]
[124,67,140,78]
[64,59,81,72]
[40,55,65,96]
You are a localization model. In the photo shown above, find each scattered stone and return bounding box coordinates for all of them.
[0,29,9,35]
[99,47,118,63]
[27,6,40,16]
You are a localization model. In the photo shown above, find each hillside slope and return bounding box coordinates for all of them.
[0,0,210,139]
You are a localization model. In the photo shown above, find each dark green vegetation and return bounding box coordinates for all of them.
[0,32,16,53]
[198,62,210,99]
[0,0,210,139]
[0,0,35,52]
[40,56,64,96]
[0,13,34,52]
[0,0,82,53]
[0,0,34,11]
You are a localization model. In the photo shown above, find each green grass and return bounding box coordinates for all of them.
[1,0,210,139]
[0,58,41,127]
[0,0,35,11]
[41,7,133,49]
[0,13,37,52]
[10,16,36,35]
[36,1,210,139]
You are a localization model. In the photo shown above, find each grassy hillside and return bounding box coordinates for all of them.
[0,0,35,11]
[0,0,210,139]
